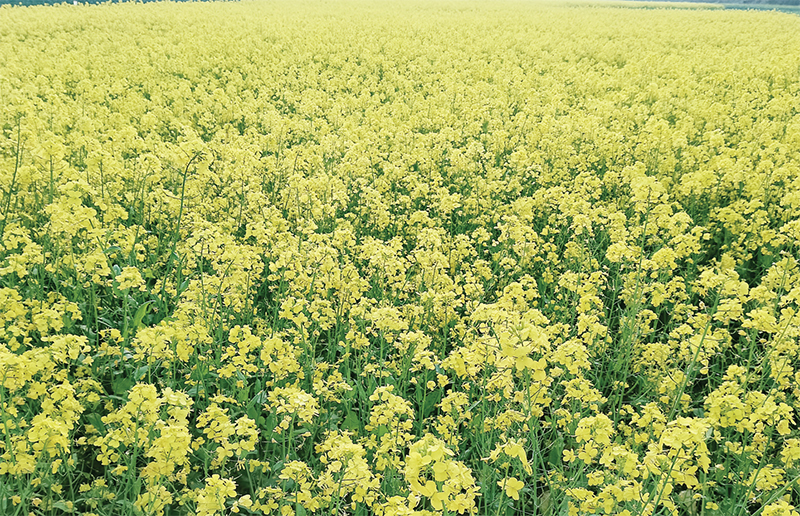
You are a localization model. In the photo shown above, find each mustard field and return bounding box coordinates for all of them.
[1,1,800,515]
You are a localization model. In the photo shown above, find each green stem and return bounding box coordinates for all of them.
[0,118,24,241]
[159,151,203,304]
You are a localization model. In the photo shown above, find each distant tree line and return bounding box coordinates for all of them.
[0,0,227,5]
[682,0,799,5]
[2,0,797,5]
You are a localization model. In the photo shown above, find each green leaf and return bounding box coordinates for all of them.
[342,410,361,432]
[85,412,107,434]
[263,414,277,434]
[251,390,268,405]
[548,438,564,467]
[53,501,74,513]
[373,424,389,440]
[246,404,259,421]
[112,376,134,396]
[291,426,311,438]
[177,279,190,296]
[132,300,155,329]
[422,390,442,418]
[124,300,154,341]
[135,365,150,381]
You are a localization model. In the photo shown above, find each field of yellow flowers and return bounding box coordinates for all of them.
[1,1,800,515]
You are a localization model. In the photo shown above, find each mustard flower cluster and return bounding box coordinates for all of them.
[1,1,800,515]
